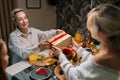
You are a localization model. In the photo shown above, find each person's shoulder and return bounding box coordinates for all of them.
[9,28,22,38]
[30,27,40,31]
[9,29,18,36]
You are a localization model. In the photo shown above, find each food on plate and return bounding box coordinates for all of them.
[38,50,51,60]
[54,65,65,80]
[62,48,76,58]
[59,69,64,75]
[48,32,72,48]
[38,54,46,60]
[29,58,58,66]
[36,67,48,75]
[44,58,57,66]
[49,50,54,57]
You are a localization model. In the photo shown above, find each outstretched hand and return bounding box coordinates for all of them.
[68,38,80,51]
[38,40,51,49]
[50,46,63,57]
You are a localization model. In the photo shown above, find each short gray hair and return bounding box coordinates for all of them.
[11,8,28,22]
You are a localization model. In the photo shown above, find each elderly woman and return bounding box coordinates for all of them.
[8,8,64,64]
[51,4,120,80]
[0,39,9,80]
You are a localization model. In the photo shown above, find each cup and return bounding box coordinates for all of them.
[29,54,38,62]
[75,33,81,43]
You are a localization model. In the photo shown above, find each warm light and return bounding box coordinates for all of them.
[75,32,81,43]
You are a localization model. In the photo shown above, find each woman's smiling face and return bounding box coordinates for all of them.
[15,11,29,30]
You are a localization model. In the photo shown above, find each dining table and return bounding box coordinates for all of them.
[6,49,66,80]
[6,40,99,80]
[6,60,60,80]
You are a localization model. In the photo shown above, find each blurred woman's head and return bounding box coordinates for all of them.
[0,39,9,69]
[11,8,29,30]
[87,4,120,53]
[0,39,9,80]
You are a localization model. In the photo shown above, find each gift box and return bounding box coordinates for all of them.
[48,32,72,49]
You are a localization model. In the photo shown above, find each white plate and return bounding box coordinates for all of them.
[29,67,52,80]
[38,49,52,58]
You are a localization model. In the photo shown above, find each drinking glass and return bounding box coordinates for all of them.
[29,54,38,62]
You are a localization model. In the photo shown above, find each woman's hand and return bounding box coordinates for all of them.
[38,40,50,49]
[50,46,63,57]
[68,38,80,51]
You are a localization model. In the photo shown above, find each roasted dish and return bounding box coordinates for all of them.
[62,48,76,58]
[29,58,58,66]
[54,65,66,80]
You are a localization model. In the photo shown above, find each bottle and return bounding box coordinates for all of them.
[75,28,81,43]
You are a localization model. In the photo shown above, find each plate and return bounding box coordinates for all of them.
[28,49,57,66]
[30,67,52,80]
[29,58,58,66]
[38,49,53,58]
[54,65,66,80]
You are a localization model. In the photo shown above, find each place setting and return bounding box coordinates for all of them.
[29,66,53,80]
[27,32,82,80]
[27,47,81,80]
[27,49,58,80]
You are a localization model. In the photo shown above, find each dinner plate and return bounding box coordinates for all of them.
[29,67,52,80]
[38,49,52,58]
[29,58,57,66]
[54,65,66,80]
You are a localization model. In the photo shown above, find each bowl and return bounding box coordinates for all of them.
[62,48,76,58]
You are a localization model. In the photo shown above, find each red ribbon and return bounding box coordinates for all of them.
[50,33,67,43]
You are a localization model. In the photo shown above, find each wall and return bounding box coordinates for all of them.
[16,0,56,30]
[56,0,120,37]
[56,0,91,37]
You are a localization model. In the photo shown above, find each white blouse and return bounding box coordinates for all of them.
[59,47,120,80]
[8,27,56,64]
